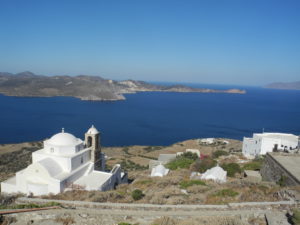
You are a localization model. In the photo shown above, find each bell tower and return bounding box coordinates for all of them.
[85,125,103,171]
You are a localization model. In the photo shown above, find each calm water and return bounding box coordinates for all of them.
[0,85,299,146]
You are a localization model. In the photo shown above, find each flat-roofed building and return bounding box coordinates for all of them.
[242,132,298,158]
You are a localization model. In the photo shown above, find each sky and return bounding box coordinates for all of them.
[0,0,299,85]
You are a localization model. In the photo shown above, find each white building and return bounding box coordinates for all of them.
[242,132,298,158]
[199,138,215,145]
[201,166,227,183]
[1,126,127,196]
[150,164,169,177]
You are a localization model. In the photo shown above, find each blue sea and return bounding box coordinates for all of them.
[0,85,299,146]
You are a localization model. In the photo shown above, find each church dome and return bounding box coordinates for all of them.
[87,125,99,134]
[48,131,79,146]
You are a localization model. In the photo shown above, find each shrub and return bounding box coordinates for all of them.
[214,189,239,197]
[180,180,206,189]
[0,202,60,210]
[197,157,217,173]
[166,157,194,170]
[243,158,264,171]
[135,179,153,185]
[181,152,199,160]
[221,163,242,177]
[277,175,287,187]
[292,209,300,225]
[118,223,132,225]
[121,159,148,171]
[131,189,144,201]
[212,150,229,159]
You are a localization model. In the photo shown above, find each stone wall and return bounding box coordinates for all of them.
[16,197,297,211]
[261,153,300,186]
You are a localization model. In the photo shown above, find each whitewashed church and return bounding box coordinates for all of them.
[1,126,127,196]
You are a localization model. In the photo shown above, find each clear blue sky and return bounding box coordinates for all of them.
[0,0,299,85]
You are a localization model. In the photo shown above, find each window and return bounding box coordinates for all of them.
[87,136,93,147]
[81,157,83,164]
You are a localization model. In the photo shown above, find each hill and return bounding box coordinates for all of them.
[265,81,300,90]
[0,71,246,101]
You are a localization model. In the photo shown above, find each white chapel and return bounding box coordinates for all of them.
[1,126,127,196]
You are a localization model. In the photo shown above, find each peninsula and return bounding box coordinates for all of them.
[0,71,246,101]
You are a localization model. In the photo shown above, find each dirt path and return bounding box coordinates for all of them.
[5,207,272,225]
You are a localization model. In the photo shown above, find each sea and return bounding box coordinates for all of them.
[0,84,299,146]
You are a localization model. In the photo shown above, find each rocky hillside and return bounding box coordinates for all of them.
[0,71,246,101]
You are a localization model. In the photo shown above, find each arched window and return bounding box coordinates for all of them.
[87,136,93,147]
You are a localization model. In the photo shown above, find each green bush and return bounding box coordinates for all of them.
[118,223,132,225]
[214,189,239,197]
[180,180,206,189]
[221,163,242,177]
[181,152,199,160]
[166,157,194,170]
[212,150,229,159]
[121,160,148,171]
[277,175,287,187]
[131,189,144,201]
[243,158,264,171]
[197,157,217,173]
[292,209,300,225]
[0,202,60,210]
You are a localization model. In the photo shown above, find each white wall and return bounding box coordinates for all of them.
[71,150,91,171]
[243,133,298,158]
[242,137,256,157]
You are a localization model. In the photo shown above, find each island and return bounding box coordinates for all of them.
[265,81,300,90]
[0,71,246,101]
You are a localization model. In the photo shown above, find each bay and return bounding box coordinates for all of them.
[0,85,299,146]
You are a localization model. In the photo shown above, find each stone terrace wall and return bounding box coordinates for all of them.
[261,153,300,186]
[16,197,297,211]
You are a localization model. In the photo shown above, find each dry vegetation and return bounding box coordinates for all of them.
[148,215,267,225]
[102,138,242,169]
[0,142,42,182]
[0,138,295,205]
[43,169,286,204]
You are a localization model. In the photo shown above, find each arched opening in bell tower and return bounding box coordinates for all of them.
[87,136,93,147]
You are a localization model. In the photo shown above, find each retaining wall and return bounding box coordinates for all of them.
[16,197,297,211]
[261,153,300,186]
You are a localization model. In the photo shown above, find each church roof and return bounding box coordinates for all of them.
[201,165,227,183]
[37,158,63,177]
[47,131,80,146]
[87,125,99,135]
[151,164,169,177]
